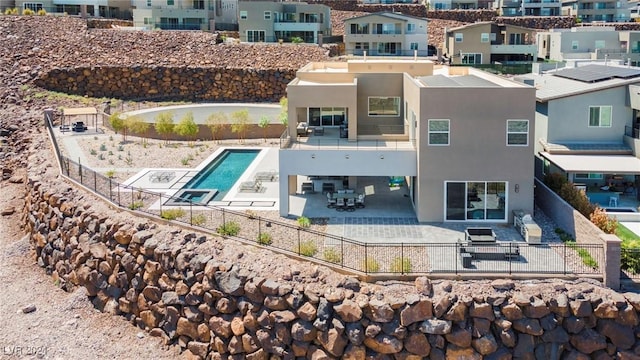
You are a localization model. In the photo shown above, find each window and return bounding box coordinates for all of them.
[575,173,604,180]
[446,181,507,221]
[240,10,247,19]
[481,33,490,43]
[167,0,174,5]
[595,40,605,49]
[350,23,369,34]
[589,106,612,127]
[368,97,400,117]
[407,23,416,33]
[23,2,43,11]
[247,30,265,42]
[264,11,271,20]
[509,33,524,45]
[143,17,152,24]
[377,42,398,55]
[410,42,419,50]
[455,33,463,42]
[428,119,450,145]
[572,40,579,50]
[507,120,529,146]
[308,107,346,127]
[461,53,481,64]
[146,0,151,6]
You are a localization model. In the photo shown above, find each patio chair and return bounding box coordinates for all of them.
[326,192,337,208]
[346,197,356,211]
[355,193,365,208]
[335,197,346,211]
[239,180,263,193]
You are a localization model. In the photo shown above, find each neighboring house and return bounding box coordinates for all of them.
[344,12,429,56]
[494,0,562,16]
[537,26,640,66]
[516,63,640,198]
[571,0,630,22]
[16,0,129,17]
[279,60,535,222]
[132,0,237,31]
[237,1,331,43]
[443,22,537,65]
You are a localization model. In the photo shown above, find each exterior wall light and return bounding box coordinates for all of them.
[311,154,316,159]
[515,184,520,193]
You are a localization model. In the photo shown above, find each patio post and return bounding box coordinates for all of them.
[190,200,193,225]
[602,233,621,290]
[109,178,112,202]
[341,237,344,268]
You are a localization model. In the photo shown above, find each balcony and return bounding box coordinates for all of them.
[491,44,537,55]
[274,22,322,32]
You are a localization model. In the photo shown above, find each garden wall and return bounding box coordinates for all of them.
[534,179,621,289]
[35,66,297,103]
[23,173,640,359]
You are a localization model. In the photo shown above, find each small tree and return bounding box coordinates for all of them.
[127,116,150,145]
[558,182,595,218]
[155,112,175,144]
[175,111,199,146]
[279,97,288,127]
[230,109,250,143]
[206,112,228,143]
[258,115,270,142]
[291,36,304,44]
[590,207,618,234]
[109,113,128,142]
[22,8,34,15]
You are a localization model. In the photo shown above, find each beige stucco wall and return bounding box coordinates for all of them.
[415,85,536,222]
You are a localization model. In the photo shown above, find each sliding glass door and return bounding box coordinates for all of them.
[308,107,346,127]
[445,181,506,221]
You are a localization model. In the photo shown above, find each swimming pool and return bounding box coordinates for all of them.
[182,149,260,201]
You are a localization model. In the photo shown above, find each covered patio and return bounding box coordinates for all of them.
[60,107,99,132]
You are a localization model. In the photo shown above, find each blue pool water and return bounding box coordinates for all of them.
[588,192,619,207]
[183,149,260,199]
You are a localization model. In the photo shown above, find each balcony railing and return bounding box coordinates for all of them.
[625,125,640,139]
[285,138,416,150]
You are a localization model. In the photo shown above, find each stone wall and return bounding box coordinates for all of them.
[36,66,297,103]
[24,174,640,359]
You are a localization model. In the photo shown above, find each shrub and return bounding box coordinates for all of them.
[217,221,240,236]
[36,9,46,15]
[390,257,412,273]
[590,207,618,234]
[297,216,311,228]
[323,248,342,264]
[257,232,273,246]
[90,149,97,155]
[22,8,34,15]
[543,172,568,193]
[161,208,185,220]
[363,258,380,273]
[556,228,599,269]
[245,209,257,219]
[98,153,105,160]
[191,214,206,226]
[128,201,144,210]
[181,157,191,166]
[298,240,317,257]
[291,36,304,44]
[118,145,124,152]
[105,169,116,178]
[558,182,594,218]
[100,144,107,151]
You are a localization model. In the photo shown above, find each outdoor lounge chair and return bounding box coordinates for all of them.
[346,197,356,211]
[255,171,278,182]
[355,193,365,208]
[239,180,263,193]
[326,192,337,208]
[335,197,346,211]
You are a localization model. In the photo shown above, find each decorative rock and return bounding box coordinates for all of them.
[472,333,499,355]
[297,302,317,322]
[404,332,431,356]
[21,304,37,314]
[570,328,607,354]
[594,301,618,319]
[491,279,515,291]
[415,277,432,295]
[445,327,472,348]
[512,318,543,336]
[400,299,433,326]
[334,300,363,322]
[1,206,15,216]
[176,317,199,340]
[570,299,593,317]
[291,320,316,342]
[469,302,494,321]
[363,334,403,354]
[419,319,452,335]
[343,344,366,360]
[366,298,394,323]
[501,303,524,320]
[597,319,635,349]
[523,297,550,319]
[317,328,348,357]
[231,316,245,336]
[445,344,481,359]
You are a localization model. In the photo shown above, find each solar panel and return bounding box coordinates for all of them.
[553,64,640,83]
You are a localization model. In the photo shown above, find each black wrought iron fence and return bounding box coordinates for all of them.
[45,114,605,277]
[621,247,640,279]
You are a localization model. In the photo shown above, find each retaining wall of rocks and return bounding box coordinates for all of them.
[24,173,640,359]
[35,66,296,102]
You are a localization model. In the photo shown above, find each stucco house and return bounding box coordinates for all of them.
[537,26,640,66]
[344,12,429,57]
[279,60,536,222]
[517,63,640,203]
[443,22,537,65]
[132,0,238,31]
[16,0,129,17]
[237,1,331,43]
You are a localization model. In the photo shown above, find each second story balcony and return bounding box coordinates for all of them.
[281,126,415,151]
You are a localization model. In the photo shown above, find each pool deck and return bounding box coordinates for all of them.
[121,147,280,211]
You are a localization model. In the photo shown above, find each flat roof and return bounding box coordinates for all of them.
[418,74,500,87]
[541,152,640,173]
[522,65,640,101]
[62,107,98,116]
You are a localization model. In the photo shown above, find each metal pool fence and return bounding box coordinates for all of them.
[45,111,605,277]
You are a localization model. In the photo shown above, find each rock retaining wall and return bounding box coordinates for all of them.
[24,175,640,359]
[36,66,297,102]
